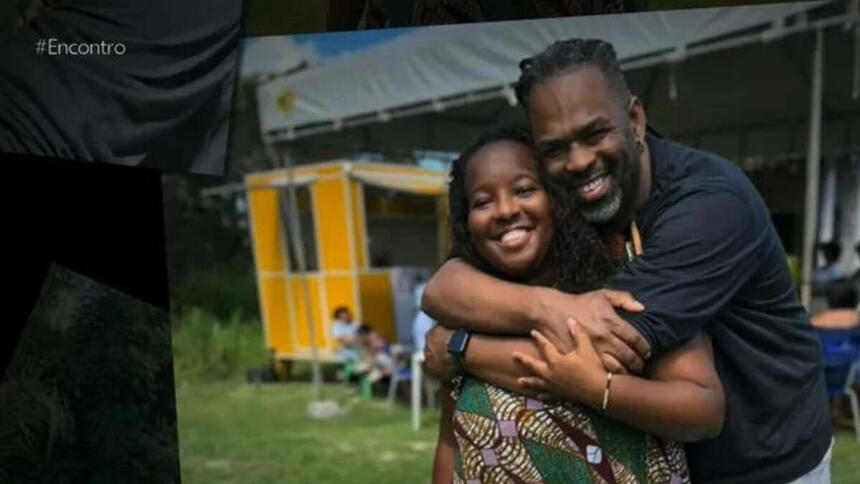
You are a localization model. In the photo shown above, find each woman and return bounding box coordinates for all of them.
[432,126,724,483]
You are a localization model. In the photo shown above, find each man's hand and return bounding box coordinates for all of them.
[423,325,455,380]
[534,288,651,374]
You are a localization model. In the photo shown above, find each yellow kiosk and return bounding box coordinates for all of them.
[245,161,448,377]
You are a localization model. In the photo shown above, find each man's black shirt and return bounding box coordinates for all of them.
[610,135,832,484]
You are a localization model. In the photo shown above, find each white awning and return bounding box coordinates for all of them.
[257,2,821,141]
[200,175,318,197]
[246,174,318,190]
[349,169,447,195]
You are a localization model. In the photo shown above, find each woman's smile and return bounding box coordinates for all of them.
[495,226,533,250]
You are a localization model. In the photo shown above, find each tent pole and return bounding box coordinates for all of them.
[801,28,825,309]
[269,144,324,402]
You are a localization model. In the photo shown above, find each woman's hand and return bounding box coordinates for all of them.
[534,287,650,374]
[512,318,607,406]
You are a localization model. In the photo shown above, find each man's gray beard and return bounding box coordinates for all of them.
[581,135,638,225]
[580,184,622,224]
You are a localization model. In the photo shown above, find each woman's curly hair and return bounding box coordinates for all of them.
[447,125,618,293]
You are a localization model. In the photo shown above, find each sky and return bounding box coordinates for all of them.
[295,28,413,59]
[240,28,414,77]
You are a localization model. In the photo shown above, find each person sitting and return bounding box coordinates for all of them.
[331,306,362,381]
[812,281,860,329]
[811,278,860,425]
[356,324,395,384]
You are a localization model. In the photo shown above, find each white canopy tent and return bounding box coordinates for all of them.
[259,2,824,141]
[254,0,860,307]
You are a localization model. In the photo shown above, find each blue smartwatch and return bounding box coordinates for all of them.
[447,329,471,373]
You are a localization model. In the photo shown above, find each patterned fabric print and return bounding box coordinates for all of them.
[453,377,690,483]
[453,379,543,483]
[645,437,688,484]
[545,404,640,483]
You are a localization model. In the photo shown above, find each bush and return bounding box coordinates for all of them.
[0,265,179,484]
[169,262,260,323]
[163,174,261,322]
[171,308,268,382]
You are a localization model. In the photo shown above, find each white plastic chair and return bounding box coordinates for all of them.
[386,348,438,429]
[839,359,860,441]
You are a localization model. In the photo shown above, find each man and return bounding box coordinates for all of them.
[422,39,832,483]
[812,280,859,329]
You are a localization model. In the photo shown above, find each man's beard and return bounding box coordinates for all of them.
[579,181,623,225]
[568,136,639,226]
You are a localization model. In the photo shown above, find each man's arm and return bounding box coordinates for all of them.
[609,186,766,357]
[422,258,538,333]
[423,259,650,372]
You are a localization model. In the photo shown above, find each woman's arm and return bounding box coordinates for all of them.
[422,325,546,397]
[432,383,458,484]
[602,333,724,441]
[514,320,724,442]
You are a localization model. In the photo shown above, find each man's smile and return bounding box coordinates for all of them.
[575,173,612,203]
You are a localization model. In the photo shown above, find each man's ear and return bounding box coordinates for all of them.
[627,94,647,144]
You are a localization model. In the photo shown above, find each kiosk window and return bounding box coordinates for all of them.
[364,186,439,268]
[277,185,319,273]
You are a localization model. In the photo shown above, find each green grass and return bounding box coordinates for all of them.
[175,381,440,484]
[172,309,441,483]
[832,424,860,484]
[175,377,860,484]
[171,313,860,483]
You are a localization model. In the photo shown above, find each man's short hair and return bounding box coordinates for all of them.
[514,38,630,111]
